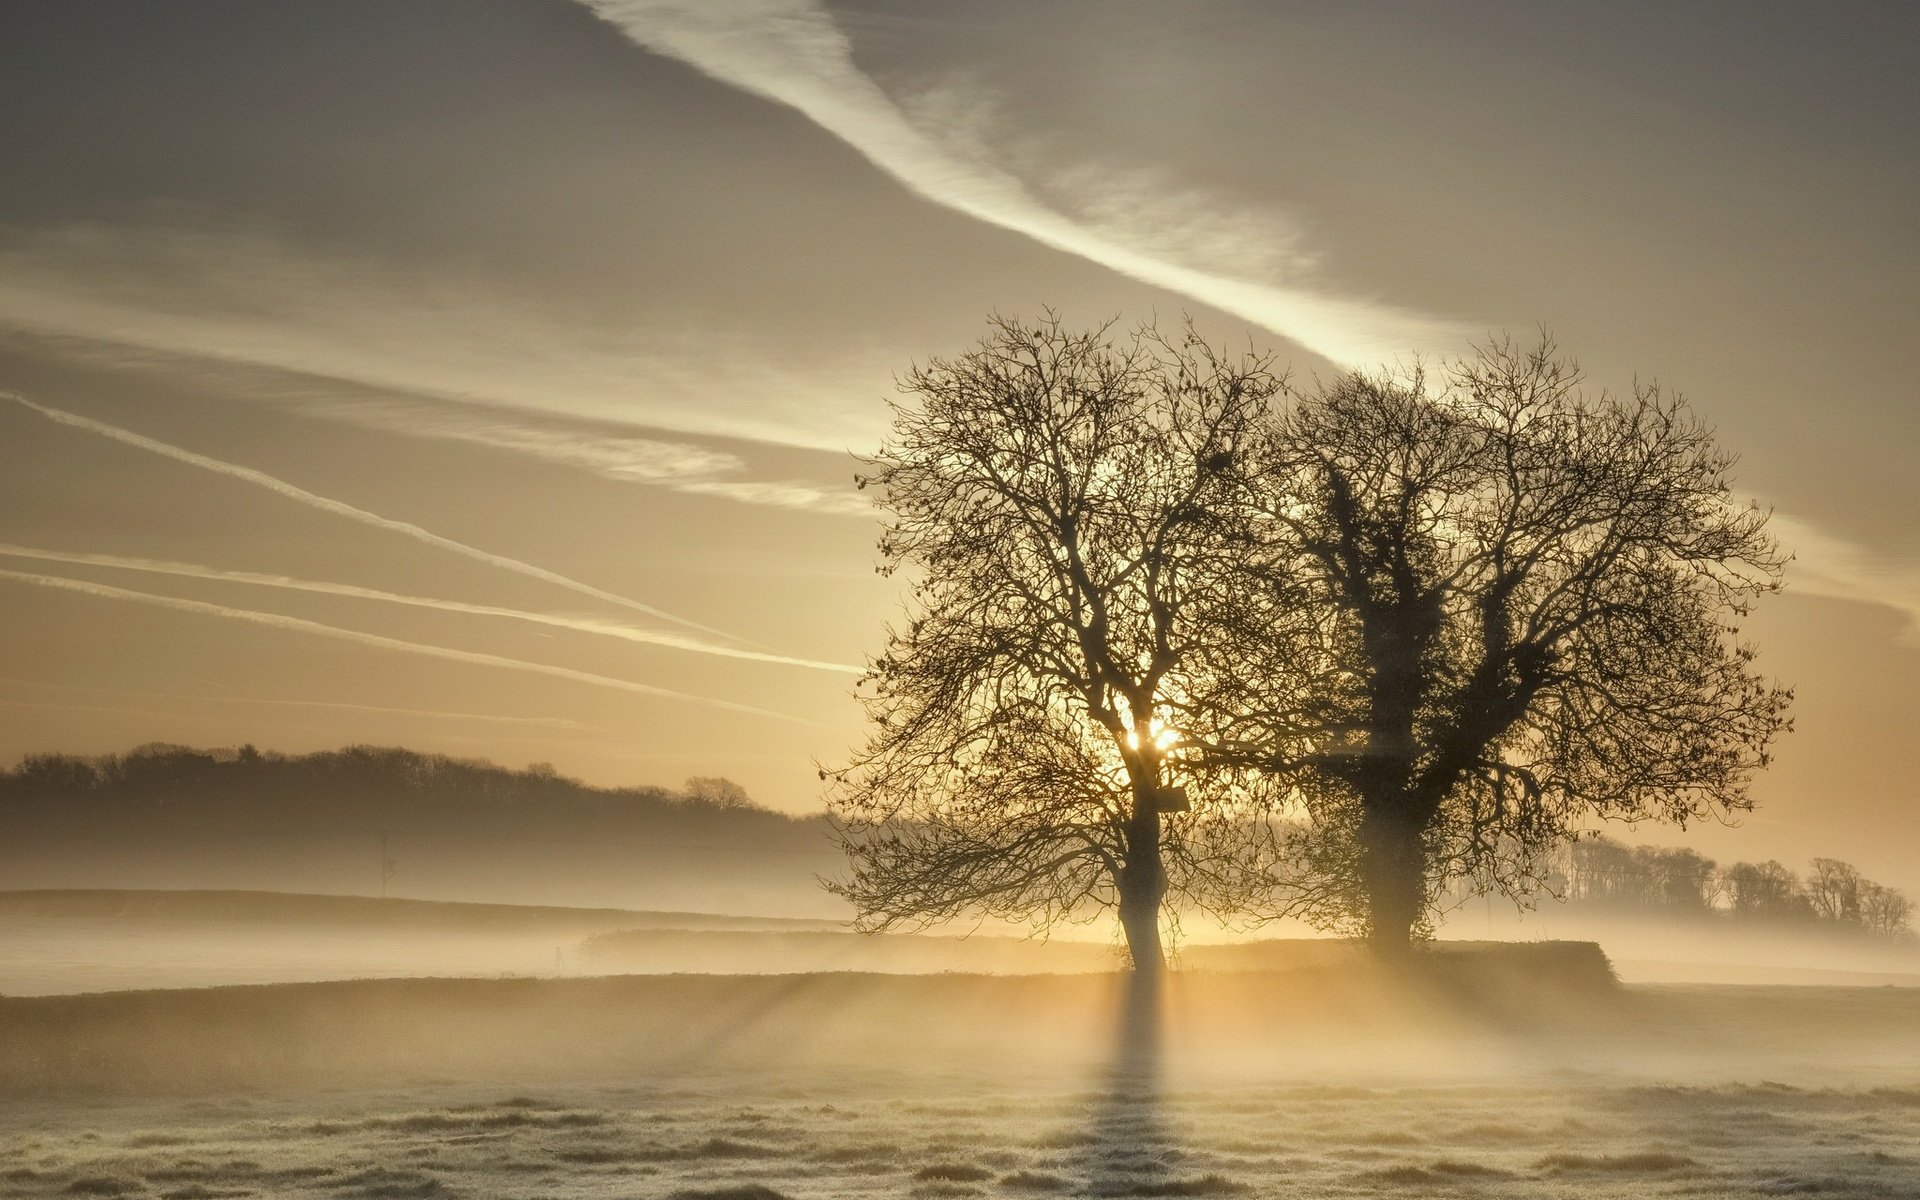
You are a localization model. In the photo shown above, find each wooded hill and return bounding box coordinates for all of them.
[0,744,843,915]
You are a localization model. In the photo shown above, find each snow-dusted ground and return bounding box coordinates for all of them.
[5,1068,1918,1199]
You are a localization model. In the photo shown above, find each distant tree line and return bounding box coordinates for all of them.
[1495,835,1915,940]
[0,744,843,913]
[0,742,801,834]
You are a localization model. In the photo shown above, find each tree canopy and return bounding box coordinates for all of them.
[829,318,1793,962]
[1234,338,1792,948]
[824,314,1287,973]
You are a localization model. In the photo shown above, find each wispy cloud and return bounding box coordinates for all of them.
[310,397,869,516]
[0,677,601,731]
[1036,161,1324,285]
[0,544,860,675]
[1773,513,1920,645]
[578,0,1457,367]
[0,568,822,725]
[2,390,742,639]
[338,402,737,481]
[0,223,882,452]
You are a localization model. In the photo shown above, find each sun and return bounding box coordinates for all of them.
[1125,717,1181,753]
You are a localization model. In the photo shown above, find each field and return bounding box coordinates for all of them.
[3,972,1919,1199]
[2,893,1917,1199]
[7,1068,1920,1200]
[0,891,843,997]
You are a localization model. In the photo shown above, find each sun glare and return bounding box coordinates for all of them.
[1125,717,1181,753]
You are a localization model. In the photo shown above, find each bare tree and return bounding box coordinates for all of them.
[684,776,755,810]
[1228,337,1793,952]
[1860,881,1916,939]
[1560,836,1717,911]
[824,314,1287,975]
[1723,859,1810,920]
[1806,857,1865,924]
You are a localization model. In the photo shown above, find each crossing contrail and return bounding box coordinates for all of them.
[0,677,600,730]
[0,544,861,674]
[0,568,822,726]
[2,390,740,641]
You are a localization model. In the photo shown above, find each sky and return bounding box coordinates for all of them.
[1,0,1916,888]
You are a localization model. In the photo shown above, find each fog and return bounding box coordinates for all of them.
[1,886,1917,1200]
[3,759,1917,1198]
[4,952,1919,1200]
[1437,900,1920,987]
[7,888,1920,998]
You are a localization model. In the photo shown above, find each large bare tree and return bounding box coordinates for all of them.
[1229,337,1793,951]
[824,314,1286,975]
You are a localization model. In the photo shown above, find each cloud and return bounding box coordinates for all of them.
[335,401,742,481]
[306,397,870,516]
[578,0,1458,367]
[0,568,822,726]
[0,222,882,452]
[1038,161,1324,285]
[0,544,861,674]
[896,81,1324,282]
[675,476,867,514]
[3,390,744,640]
[0,677,601,732]
[1771,513,1920,645]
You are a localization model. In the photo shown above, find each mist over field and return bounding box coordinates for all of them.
[4,924,1920,1200]
[5,2,1919,1198]
[6,746,1916,996]
[0,745,1916,1200]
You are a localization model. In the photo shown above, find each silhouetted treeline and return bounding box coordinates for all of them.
[1540,836,1915,940]
[1,743,789,829]
[0,744,842,913]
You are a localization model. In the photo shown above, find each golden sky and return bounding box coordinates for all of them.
[1,1,1915,887]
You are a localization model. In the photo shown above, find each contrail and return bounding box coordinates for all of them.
[0,676,601,731]
[2,390,740,640]
[578,0,1456,367]
[0,544,861,674]
[0,568,822,726]
[1770,512,1920,645]
[0,695,598,734]
[0,697,242,725]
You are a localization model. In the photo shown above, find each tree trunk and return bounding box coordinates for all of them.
[1118,886,1164,976]
[1117,800,1168,977]
[1114,814,1167,1080]
[1360,806,1425,957]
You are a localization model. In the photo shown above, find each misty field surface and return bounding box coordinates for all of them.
[5,1068,1920,1200]
[5,900,1919,1199]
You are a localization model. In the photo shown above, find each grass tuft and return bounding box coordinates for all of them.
[1000,1170,1073,1191]
[813,1143,901,1163]
[1535,1151,1697,1173]
[690,1137,783,1159]
[914,1163,995,1182]
[332,1167,445,1198]
[1102,1174,1249,1196]
[1428,1159,1515,1178]
[1348,1130,1421,1146]
[64,1179,145,1197]
[1357,1166,1440,1186]
[551,1147,631,1164]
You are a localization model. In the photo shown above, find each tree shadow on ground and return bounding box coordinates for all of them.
[1073,973,1184,1197]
